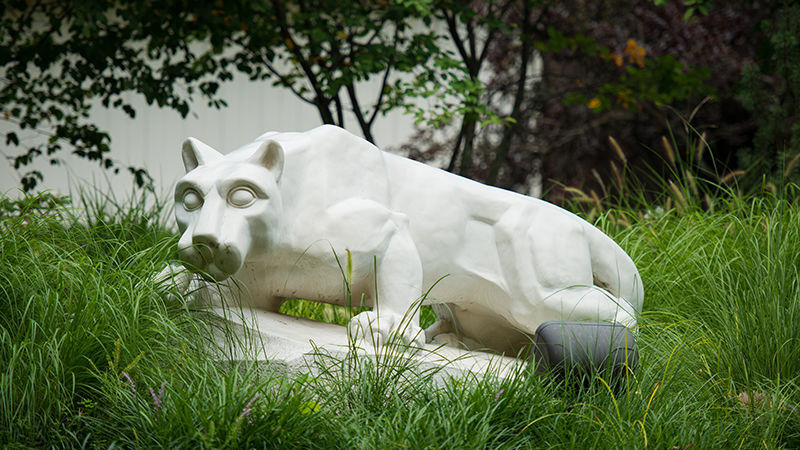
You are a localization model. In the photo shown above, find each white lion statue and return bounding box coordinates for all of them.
[164,125,643,355]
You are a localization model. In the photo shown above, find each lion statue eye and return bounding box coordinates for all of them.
[182,189,203,211]
[228,186,256,208]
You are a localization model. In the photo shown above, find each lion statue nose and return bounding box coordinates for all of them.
[211,243,244,276]
[191,234,218,264]
[177,242,204,271]
[176,233,243,280]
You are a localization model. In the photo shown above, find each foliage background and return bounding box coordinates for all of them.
[3,0,800,199]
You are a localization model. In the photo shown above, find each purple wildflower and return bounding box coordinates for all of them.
[494,389,504,402]
[238,393,261,424]
[150,381,167,412]
[121,371,137,398]
[239,407,253,424]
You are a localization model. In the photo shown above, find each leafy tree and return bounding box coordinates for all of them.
[736,2,800,185]
[1,0,234,191]
[525,0,800,200]
[394,0,546,182]
[1,0,437,191]
[6,0,778,199]
[402,0,759,201]
[215,0,438,145]
[529,7,720,198]
[430,0,517,177]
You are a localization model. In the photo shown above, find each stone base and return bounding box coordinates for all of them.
[210,307,525,381]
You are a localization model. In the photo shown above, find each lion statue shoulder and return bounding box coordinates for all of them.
[165,125,644,354]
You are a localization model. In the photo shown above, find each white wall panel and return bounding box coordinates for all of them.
[1,71,416,199]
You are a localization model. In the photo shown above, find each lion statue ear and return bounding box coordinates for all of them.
[181,137,223,172]
[248,139,285,182]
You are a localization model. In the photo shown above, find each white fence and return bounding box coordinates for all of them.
[1,71,417,199]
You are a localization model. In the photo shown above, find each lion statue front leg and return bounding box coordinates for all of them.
[346,218,425,348]
[318,199,426,348]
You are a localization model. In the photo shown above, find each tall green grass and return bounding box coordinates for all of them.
[2,169,799,447]
[570,124,800,388]
[0,190,327,447]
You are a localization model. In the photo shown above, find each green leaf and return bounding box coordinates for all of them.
[5,132,19,146]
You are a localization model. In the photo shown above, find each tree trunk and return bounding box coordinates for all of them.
[459,116,476,177]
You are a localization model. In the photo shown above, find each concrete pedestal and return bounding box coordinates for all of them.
[211,307,525,381]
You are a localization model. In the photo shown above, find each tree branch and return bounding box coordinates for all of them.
[442,9,471,68]
[230,37,317,106]
[487,0,535,185]
[346,83,374,143]
[367,26,399,130]
[334,93,344,127]
[447,119,467,172]
[476,0,516,67]
[368,63,392,130]
[270,0,333,122]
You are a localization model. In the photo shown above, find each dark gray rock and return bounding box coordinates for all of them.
[531,321,638,382]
